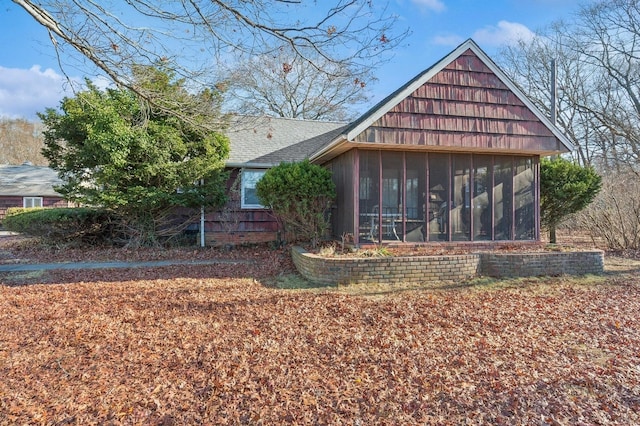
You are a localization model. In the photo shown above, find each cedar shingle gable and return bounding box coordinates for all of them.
[311,39,573,163]
[352,49,561,153]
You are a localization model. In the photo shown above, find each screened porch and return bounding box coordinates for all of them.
[329,149,538,245]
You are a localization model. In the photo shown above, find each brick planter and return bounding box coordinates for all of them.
[479,250,605,278]
[291,246,604,285]
[292,246,480,286]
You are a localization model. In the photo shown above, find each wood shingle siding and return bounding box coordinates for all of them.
[367,113,554,136]
[392,99,539,122]
[353,49,558,153]
[412,85,521,105]
[204,168,280,246]
[355,128,560,152]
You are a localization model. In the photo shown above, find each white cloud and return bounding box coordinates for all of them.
[432,34,465,47]
[429,21,535,50]
[472,20,535,47]
[0,65,76,119]
[410,0,446,13]
[91,75,114,91]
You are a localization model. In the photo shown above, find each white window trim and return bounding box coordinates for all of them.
[23,196,43,208]
[240,169,267,209]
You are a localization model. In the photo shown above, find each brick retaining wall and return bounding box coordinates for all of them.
[479,251,604,278]
[292,246,480,286]
[292,246,604,285]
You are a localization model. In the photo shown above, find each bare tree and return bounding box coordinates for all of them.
[498,0,640,170]
[577,170,640,250]
[219,45,373,121]
[499,30,592,164]
[0,118,48,165]
[13,0,406,130]
[500,27,608,167]
[569,0,640,168]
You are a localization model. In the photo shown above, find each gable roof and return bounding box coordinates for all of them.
[225,116,347,168]
[0,164,63,197]
[310,38,574,163]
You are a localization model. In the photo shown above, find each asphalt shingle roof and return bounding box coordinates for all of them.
[225,116,347,167]
[0,164,62,197]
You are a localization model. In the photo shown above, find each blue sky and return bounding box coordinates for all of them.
[0,0,581,120]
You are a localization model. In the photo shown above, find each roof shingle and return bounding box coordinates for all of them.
[0,164,63,197]
[226,116,347,167]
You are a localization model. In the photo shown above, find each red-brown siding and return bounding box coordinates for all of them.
[0,196,71,222]
[353,49,562,153]
[204,169,280,246]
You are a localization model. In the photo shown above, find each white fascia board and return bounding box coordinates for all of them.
[225,162,276,169]
[308,133,348,163]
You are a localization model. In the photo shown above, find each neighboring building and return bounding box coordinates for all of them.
[206,39,573,246]
[0,163,71,222]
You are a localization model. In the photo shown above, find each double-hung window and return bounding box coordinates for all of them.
[23,197,43,208]
[241,169,266,209]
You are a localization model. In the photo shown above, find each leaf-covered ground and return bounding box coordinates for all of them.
[1,236,639,424]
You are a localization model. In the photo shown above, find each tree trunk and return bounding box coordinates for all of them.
[549,226,557,244]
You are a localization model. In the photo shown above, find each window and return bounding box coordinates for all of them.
[494,156,513,240]
[358,151,380,242]
[382,153,403,241]
[23,197,43,208]
[405,153,426,242]
[241,169,266,209]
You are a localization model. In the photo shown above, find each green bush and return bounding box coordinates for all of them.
[540,157,602,243]
[4,207,120,245]
[39,68,229,246]
[256,160,336,247]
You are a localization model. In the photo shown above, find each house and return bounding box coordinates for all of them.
[205,117,346,246]
[0,163,71,223]
[206,39,572,247]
